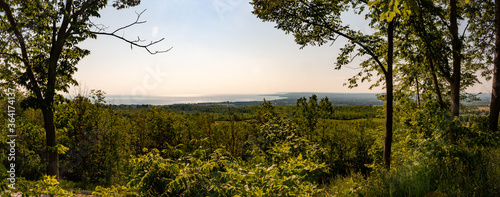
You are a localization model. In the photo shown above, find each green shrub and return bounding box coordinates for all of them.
[126,118,327,197]
[11,175,75,197]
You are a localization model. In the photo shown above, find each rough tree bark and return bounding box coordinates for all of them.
[427,52,445,109]
[42,108,59,178]
[383,20,394,170]
[449,0,461,142]
[489,0,500,132]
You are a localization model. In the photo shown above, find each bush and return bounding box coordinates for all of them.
[323,102,500,197]
[5,175,75,197]
[125,118,327,197]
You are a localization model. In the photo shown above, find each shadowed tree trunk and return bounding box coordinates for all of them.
[427,53,445,109]
[42,107,59,179]
[415,1,447,110]
[489,0,500,132]
[383,20,394,170]
[449,0,461,143]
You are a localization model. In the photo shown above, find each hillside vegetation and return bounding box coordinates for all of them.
[1,92,499,196]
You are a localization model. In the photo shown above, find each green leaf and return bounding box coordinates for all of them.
[56,144,69,154]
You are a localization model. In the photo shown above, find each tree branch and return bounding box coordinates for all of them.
[0,52,23,62]
[350,52,360,63]
[329,34,341,46]
[112,9,147,34]
[461,21,469,39]
[415,2,453,83]
[344,65,363,69]
[88,21,109,32]
[73,0,99,18]
[89,9,172,54]
[286,10,387,75]
[45,0,73,106]
[438,60,453,83]
[0,0,44,101]
[92,32,172,54]
[293,0,387,75]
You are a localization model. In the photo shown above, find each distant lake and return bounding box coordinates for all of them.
[69,92,488,106]
[100,94,287,105]
[96,92,385,106]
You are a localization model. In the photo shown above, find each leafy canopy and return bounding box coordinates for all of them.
[0,0,142,105]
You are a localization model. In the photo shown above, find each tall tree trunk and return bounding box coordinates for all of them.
[427,52,445,109]
[383,20,394,170]
[449,0,460,143]
[42,107,59,179]
[489,0,500,132]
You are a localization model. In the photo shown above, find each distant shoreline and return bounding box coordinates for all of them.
[97,92,385,106]
[63,92,491,106]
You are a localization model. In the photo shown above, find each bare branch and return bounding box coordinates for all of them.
[329,34,341,46]
[349,52,360,63]
[89,9,171,54]
[89,21,110,33]
[344,65,363,69]
[113,9,147,34]
[92,31,172,54]
[461,22,469,39]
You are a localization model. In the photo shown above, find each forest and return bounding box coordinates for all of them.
[0,91,498,196]
[1,0,500,196]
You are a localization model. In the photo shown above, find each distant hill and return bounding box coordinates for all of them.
[470,93,491,105]
[103,92,492,107]
[191,92,384,107]
[261,92,383,106]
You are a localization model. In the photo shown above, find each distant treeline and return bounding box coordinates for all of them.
[108,102,382,121]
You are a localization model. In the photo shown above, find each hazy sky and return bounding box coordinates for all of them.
[72,0,491,97]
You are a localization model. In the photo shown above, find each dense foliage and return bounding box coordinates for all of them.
[1,91,498,196]
[0,92,380,195]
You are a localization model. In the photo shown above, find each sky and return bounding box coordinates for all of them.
[72,0,491,97]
